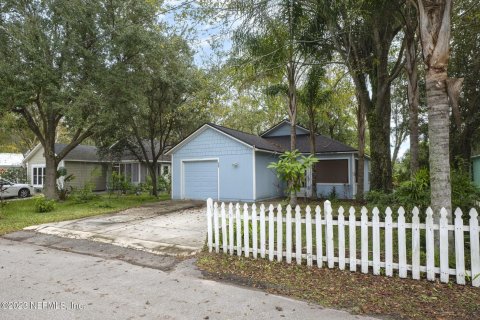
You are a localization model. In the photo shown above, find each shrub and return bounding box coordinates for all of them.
[395,168,431,210]
[365,190,397,208]
[35,198,55,213]
[158,173,171,194]
[0,167,28,183]
[108,171,134,195]
[71,183,97,203]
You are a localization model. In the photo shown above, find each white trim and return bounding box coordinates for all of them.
[166,124,253,155]
[252,149,256,201]
[180,158,220,201]
[171,154,174,195]
[31,164,46,187]
[253,147,279,155]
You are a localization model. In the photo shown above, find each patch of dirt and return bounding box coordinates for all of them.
[196,251,480,320]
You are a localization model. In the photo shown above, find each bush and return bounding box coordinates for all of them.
[158,173,171,194]
[71,183,97,203]
[367,167,480,212]
[108,171,134,195]
[395,168,431,209]
[0,167,28,183]
[35,198,55,213]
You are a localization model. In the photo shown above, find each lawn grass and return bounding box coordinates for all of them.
[197,251,480,320]
[0,193,169,235]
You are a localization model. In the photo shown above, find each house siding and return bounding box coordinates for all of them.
[313,153,355,199]
[65,161,107,191]
[255,151,283,200]
[262,122,309,137]
[171,127,254,202]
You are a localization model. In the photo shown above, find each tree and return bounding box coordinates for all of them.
[404,2,421,176]
[449,0,480,168]
[416,0,455,230]
[298,66,332,199]
[229,0,317,205]
[99,34,197,196]
[313,0,406,193]
[0,113,38,153]
[0,0,161,199]
[268,150,318,206]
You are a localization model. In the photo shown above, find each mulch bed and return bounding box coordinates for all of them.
[196,251,480,320]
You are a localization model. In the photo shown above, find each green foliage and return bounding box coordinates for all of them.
[367,167,480,212]
[108,171,134,195]
[56,167,75,201]
[395,169,431,208]
[157,174,172,194]
[71,183,98,203]
[268,150,318,199]
[0,167,27,183]
[34,198,55,213]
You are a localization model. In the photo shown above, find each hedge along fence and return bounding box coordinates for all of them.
[205,198,480,287]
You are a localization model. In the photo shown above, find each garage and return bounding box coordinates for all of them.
[182,160,218,200]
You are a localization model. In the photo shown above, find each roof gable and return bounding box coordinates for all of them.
[260,120,310,138]
[166,124,257,155]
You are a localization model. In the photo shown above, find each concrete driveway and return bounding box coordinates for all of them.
[25,200,206,256]
[0,237,376,320]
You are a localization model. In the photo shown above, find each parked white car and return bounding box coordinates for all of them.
[0,178,34,199]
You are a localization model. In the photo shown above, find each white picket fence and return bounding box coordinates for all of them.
[205,198,480,287]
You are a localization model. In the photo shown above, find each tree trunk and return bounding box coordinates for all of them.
[287,63,297,207]
[356,97,366,200]
[309,123,317,199]
[405,1,420,177]
[149,163,158,197]
[426,69,452,224]
[43,142,58,200]
[367,84,393,192]
[406,32,420,176]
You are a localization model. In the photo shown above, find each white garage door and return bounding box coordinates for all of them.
[183,160,218,200]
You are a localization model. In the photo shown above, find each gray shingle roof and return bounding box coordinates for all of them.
[208,123,356,154]
[54,144,171,162]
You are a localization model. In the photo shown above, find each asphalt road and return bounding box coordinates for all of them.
[0,234,376,320]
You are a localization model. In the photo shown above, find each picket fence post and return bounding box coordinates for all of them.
[221,203,227,253]
[315,206,323,268]
[306,206,313,267]
[454,208,465,285]
[411,207,421,280]
[236,203,242,256]
[384,207,393,277]
[295,205,302,265]
[426,207,435,281]
[207,198,213,253]
[372,207,380,275]
[286,205,292,264]
[469,208,480,287]
[252,204,258,259]
[439,208,449,283]
[268,204,275,261]
[398,207,407,278]
[361,206,369,273]
[260,204,266,259]
[325,201,334,268]
[214,202,219,253]
[338,206,345,270]
[277,204,283,262]
[349,207,356,272]
[243,203,250,257]
[228,203,234,255]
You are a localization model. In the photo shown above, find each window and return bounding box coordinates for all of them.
[162,165,169,176]
[314,159,349,184]
[32,166,46,186]
[131,163,139,183]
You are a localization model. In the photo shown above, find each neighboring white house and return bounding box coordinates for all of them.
[23,143,171,190]
[0,153,24,170]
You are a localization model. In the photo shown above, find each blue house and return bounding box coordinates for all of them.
[167,121,370,202]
